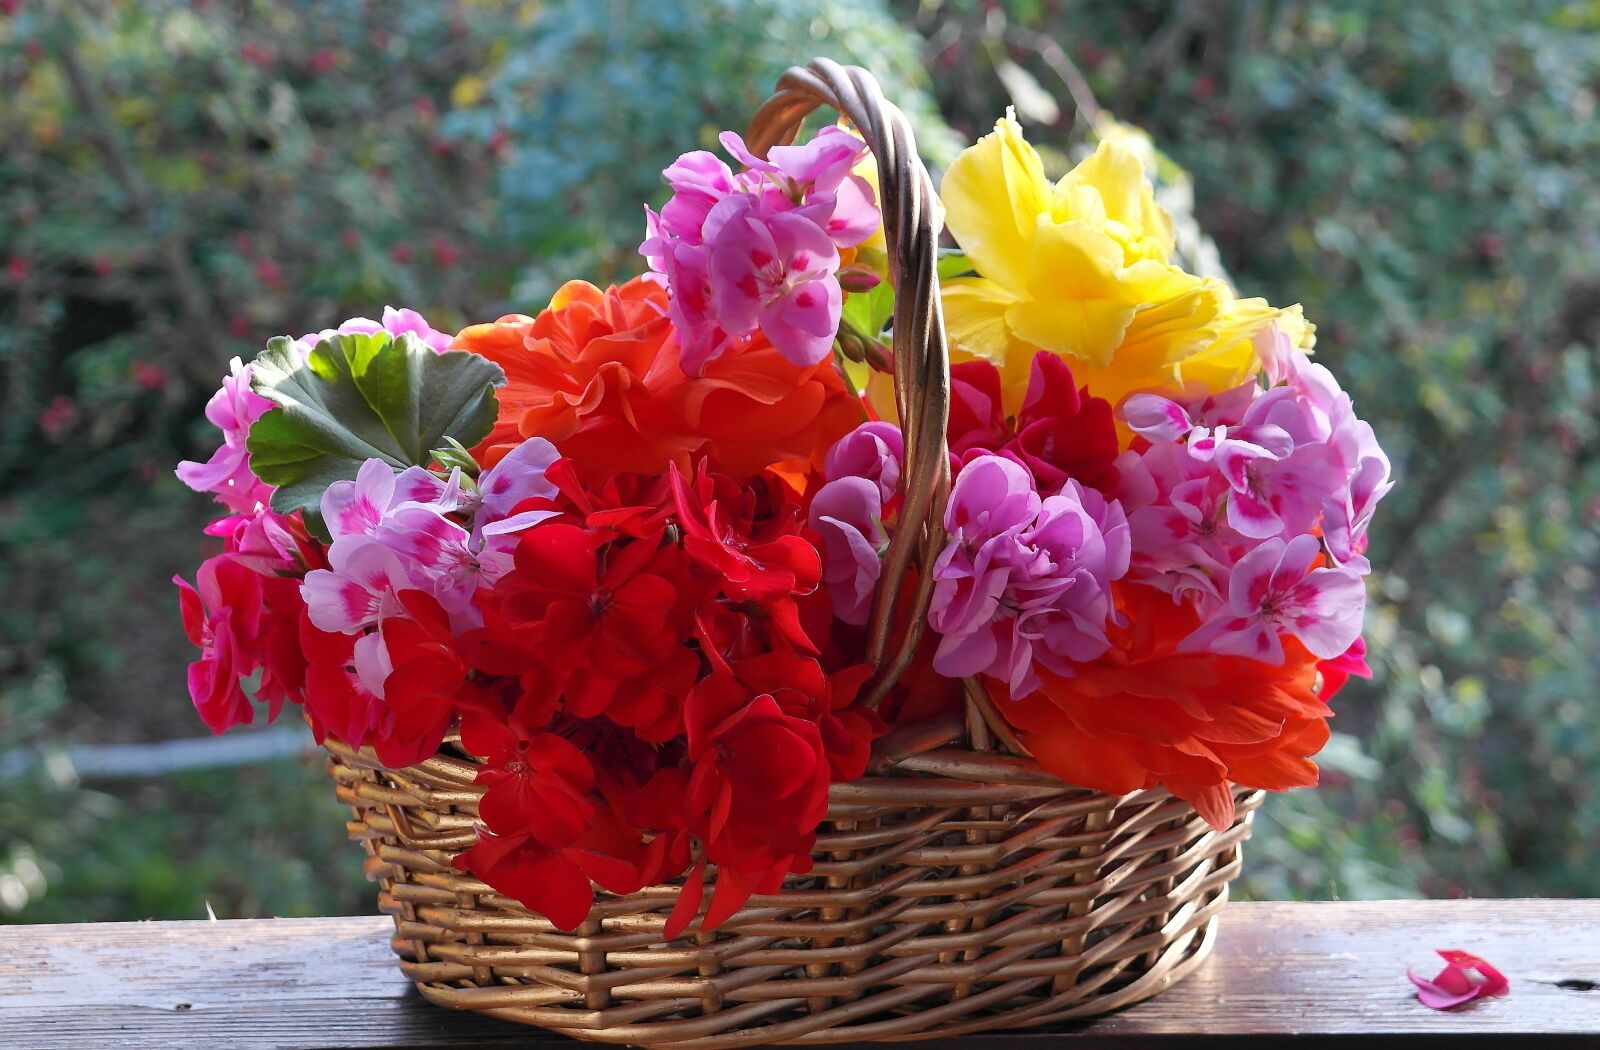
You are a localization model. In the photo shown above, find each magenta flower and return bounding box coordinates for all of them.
[175,555,263,733]
[204,505,302,576]
[175,357,274,514]
[808,476,889,626]
[643,126,878,373]
[709,204,842,367]
[1180,534,1366,663]
[823,421,904,499]
[1409,950,1510,1010]
[929,458,1129,697]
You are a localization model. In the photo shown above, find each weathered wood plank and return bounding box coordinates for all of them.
[3,900,1597,1048]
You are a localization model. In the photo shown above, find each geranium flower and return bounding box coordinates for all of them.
[300,535,411,634]
[930,457,1130,696]
[944,354,1120,494]
[366,590,469,767]
[174,555,265,732]
[706,202,842,370]
[1180,535,1366,664]
[822,420,903,503]
[1317,636,1372,700]
[203,504,313,576]
[807,475,888,626]
[644,125,878,372]
[498,522,682,678]
[455,278,861,483]
[298,612,387,749]
[453,808,660,934]
[668,463,820,605]
[666,674,831,936]
[175,357,275,514]
[305,305,453,353]
[459,707,596,844]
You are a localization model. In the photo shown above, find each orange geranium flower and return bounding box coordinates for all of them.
[454,278,863,484]
[1001,584,1332,830]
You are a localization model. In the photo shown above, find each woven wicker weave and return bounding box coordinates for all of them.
[324,58,1264,1047]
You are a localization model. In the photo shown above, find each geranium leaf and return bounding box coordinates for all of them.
[246,331,505,518]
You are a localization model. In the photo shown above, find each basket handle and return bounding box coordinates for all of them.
[746,59,952,711]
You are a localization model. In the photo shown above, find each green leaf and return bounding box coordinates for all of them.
[936,250,974,282]
[840,281,895,339]
[246,331,505,518]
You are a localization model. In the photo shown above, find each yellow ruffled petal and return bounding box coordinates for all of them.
[942,277,1024,364]
[1005,298,1138,373]
[1056,138,1175,265]
[940,113,1049,295]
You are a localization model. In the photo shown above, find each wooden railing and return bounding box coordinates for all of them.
[5,900,1598,1048]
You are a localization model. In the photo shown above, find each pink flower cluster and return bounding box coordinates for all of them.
[811,356,1132,697]
[930,458,1130,697]
[174,308,457,734]
[1116,327,1394,664]
[806,422,903,626]
[300,440,559,715]
[641,127,880,373]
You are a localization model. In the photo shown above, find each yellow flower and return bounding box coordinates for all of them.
[938,114,1307,411]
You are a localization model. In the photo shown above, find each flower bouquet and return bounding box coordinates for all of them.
[174,61,1390,1045]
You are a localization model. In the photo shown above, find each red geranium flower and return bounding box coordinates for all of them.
[175,554,307,733]
[947,353,1120,494]
[454,808,661,933]
[175,555,264,733]
[500,522,684,676]
[368,590,468,768]
[669,463,820,603]
[460,708,596,844]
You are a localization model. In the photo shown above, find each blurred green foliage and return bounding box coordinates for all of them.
[3,0,1599,919]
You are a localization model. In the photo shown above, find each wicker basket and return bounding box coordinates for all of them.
[324,58,1264,1047]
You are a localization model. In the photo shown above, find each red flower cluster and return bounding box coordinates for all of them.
[439,459,880,933]
[946,353,1120,493]
[175,514,318,732]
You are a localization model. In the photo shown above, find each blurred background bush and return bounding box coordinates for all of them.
[2,0,1597,921]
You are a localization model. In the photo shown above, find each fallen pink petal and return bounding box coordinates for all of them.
[1408,949,1510,1010]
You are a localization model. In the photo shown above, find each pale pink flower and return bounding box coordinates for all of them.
[175,357,275,514]
[301,535,411,634]
[1180,535,1366,663]
[309,306,453,352]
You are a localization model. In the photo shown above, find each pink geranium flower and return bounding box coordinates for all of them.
[1180,534,1366,663]
[808,476,888,626]
[643,126,878,373]
[175,357,274,514]
[708,203,842,368]
[929,457,1129,696]
[301,535,412,635]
